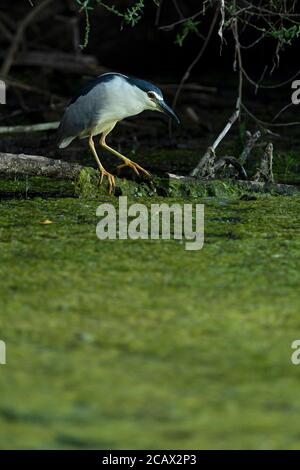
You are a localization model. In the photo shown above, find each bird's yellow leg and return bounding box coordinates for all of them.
[99,135,151,177]
[88,136,115,194]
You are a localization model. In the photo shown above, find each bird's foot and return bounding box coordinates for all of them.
[117,158,151,178]
[99,169,116,195]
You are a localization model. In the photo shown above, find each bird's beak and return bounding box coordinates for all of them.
[157,100,180,125]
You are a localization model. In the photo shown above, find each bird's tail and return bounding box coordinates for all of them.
[56,118,76,148]
[58,136,76,148]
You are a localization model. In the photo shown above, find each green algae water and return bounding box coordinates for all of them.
[0,192,300,449]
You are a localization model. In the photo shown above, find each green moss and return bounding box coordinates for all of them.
[74,167,101,198]
[2,146,299,201]
[73,170,300,200]
[0,176,74,198]
[0,193,300,449]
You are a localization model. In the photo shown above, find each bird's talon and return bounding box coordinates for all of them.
[98,170,115,194]
[117,159,150,178]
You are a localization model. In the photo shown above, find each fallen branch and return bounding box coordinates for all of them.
[0,153,82,179]
[168,173,299,196]
[0,153,297,198]
[0,122,59,134]
[0,120,138,134]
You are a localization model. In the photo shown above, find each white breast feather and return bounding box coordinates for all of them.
[101,76,146,123]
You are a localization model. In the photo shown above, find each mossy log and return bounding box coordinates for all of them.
[0,152,299,199]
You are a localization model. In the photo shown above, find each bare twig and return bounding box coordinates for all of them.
[231,8,243,117]
[159,10,203,31]
[213,109,240,150]
[253,143,274,183]
[160,83,217,94]
[241,102,300,127]
[218,0,225,42]
[190,109,240,178]
[239,130,261,165]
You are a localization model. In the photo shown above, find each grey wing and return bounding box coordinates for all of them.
[57,85,105,148]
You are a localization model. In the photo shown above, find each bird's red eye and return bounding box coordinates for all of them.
[147,91,156,99]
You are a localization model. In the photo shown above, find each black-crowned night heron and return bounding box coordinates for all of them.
[57,72,180,193]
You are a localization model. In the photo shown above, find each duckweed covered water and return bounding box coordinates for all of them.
[0,192,300,449]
